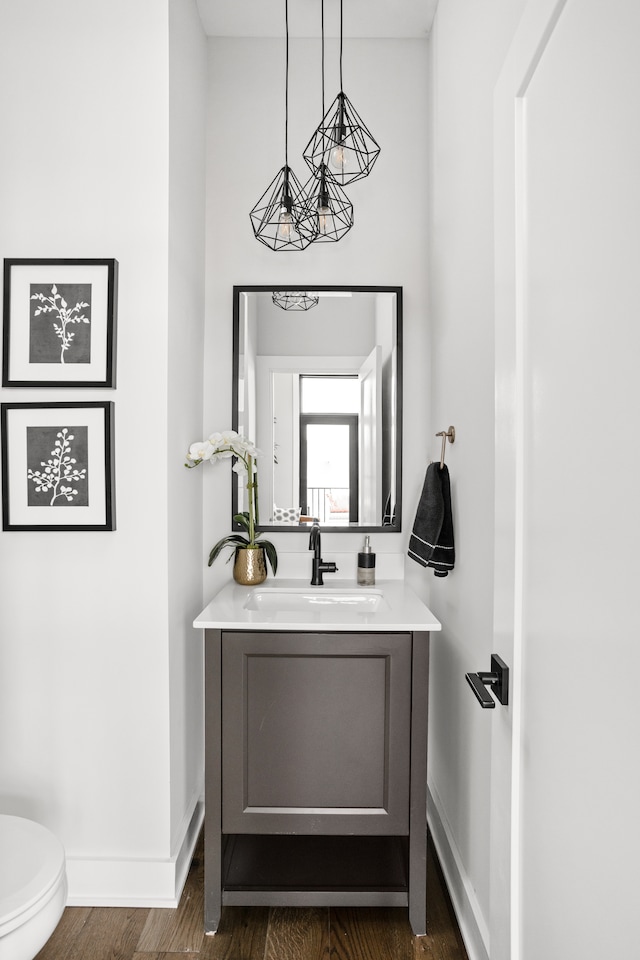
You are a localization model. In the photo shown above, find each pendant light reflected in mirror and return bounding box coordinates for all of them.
[303,0,380,186]
[249,0,315,250]
[272,291,319,311]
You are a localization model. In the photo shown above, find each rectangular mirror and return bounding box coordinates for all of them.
[232,285,402,533]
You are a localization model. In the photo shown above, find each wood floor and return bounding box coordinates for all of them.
[35,833,468,960]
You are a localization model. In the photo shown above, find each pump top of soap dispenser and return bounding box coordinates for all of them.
[363,535,372,552]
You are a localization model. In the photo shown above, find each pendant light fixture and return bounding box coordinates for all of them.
[298,0,354,243]
[272,291,319,311]
[303,0,381,186]
[249,0,315,251]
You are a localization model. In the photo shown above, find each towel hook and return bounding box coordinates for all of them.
[436,426,455,469]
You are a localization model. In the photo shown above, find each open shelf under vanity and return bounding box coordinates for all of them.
[221,834,410,907]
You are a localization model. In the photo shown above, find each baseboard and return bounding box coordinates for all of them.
[173,792,205,903]
[427,783,490,960]
[66,795,204,907]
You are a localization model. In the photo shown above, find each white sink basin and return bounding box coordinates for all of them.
[243,587,386,614]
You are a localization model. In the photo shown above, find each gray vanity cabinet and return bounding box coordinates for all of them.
[204,628,430,936]
[222,631,411,834]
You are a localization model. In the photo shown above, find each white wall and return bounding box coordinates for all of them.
[167,0,207,863]
[0,0,206,904]
[427,0,527,953]
[204,37,429,585]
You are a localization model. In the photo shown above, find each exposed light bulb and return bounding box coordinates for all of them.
[329,142,348,173]
[277,208,293,241]
[328,117,350,175]
[317,203,332,235]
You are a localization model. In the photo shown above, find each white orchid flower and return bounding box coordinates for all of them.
[187,429,259,474]
[243,441,261,459]
[219,430,240,446]
[187,440,214,462]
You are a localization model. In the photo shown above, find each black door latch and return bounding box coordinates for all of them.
[465,655,509,708]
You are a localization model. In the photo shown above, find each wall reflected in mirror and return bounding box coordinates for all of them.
[233,286,402,532]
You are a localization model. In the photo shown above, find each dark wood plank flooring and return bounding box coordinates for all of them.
[36,833,468,960]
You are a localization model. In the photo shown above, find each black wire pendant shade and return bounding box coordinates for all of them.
[298,162,353,242]
[249,0,315,251]
[303,91,380,185]
[250,165,314,251]
[303,0,380,186]
[272,291,319,311]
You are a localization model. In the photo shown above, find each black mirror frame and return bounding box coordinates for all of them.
[232,284,403,534]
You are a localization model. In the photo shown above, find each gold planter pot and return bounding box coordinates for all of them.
[233,546,267,586]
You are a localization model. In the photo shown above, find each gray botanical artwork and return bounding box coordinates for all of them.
[29,283,92,365]
[26,426,89,507]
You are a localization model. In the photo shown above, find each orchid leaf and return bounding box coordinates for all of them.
[208,533,249,567]
[233,512,251,532]
[258,539,278,576]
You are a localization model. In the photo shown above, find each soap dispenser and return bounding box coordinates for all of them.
[357,535,376,586]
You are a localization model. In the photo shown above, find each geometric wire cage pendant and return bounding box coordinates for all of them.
[298,161,353,242]
[249,0,316,251]
[250,164,315,251]
[303,90,380,186]
[272,291,319,311]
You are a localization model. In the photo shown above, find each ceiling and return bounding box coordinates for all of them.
[195,0,439,39]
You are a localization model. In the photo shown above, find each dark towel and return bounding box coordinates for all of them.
[408,463,455,577]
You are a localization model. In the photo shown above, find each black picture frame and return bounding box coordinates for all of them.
[1,401,115,531]
[2,258,118,387]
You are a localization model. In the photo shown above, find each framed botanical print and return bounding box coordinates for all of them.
[2,258,118,387]
[1,402,115,531]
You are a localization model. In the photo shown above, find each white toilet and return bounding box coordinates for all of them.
[0,816,67,960]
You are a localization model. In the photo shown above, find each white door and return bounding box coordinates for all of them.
[359,346,382,525]
[494,1,640,957]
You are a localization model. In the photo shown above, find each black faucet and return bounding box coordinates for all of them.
[309,521,338,586]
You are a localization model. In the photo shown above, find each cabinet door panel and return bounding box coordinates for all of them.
[221,631,412,834]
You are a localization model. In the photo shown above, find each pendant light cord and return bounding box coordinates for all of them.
[319,0,328,195]
[321,0,325,116]
[339,0,344,92]
[284,0,289,167]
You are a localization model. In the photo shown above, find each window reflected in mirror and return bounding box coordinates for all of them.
[299,376,358,524]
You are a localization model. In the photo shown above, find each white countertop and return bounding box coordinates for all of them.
[194,579,442,632]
